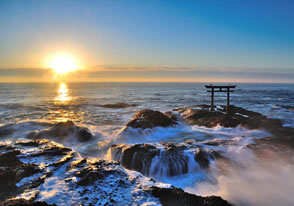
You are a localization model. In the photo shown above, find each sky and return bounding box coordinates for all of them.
[0,0,294,82]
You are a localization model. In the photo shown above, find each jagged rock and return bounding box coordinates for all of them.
[0,139,232,205]
[0,139,74,202]
[26,121,93,142]
[148,186,232,206]
[125,109,176,129]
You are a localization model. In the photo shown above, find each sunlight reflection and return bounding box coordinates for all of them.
[55,82,72,104]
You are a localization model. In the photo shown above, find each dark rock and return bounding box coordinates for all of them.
[148,186,232,206]
[110,143,219,177]
[0,139,74,202]
[0,199,56,206]
[0,125,15,137]
[119,144,159,174]
[164,111,180,122]
[0,139,232,205]
[76,169,105,186]
[77,127,92,142]
[125,109,176,129]
[195,149,210,168]
[99,103,138,108]
[280,105,294,111]
[26,121,93,142]
[176,105,283,130]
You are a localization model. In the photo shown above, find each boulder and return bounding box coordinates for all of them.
[125,109,176,129]
[26,121,93,142]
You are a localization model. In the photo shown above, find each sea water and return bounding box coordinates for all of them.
[1,82,294,206]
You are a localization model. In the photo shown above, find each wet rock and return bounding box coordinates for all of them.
[0,125,15,137]
[176,105,283,130]
[148,186,232,206]
[0,199,56,206]
[109,143,219,177]
[111,144,159,175]
[195,149,210,168]
[279,105,294,111]
[0,139,232,205]
[26,120,93,142]
[125,109,176,129]
[0,139,74,202]
[164,111,180,122]
[77,127,92,142]
[99,103,138,108]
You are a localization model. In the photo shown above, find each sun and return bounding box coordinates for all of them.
[47,54,79,74]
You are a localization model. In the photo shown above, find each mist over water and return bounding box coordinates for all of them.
[193,148,294,206]
[1,82,294,205]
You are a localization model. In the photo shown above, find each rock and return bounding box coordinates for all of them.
[77,127,92,142]
[176,105,283,130]
[0,139,232,205]
[148,186,232,206]
[195,149,210,168]
[125,109,176,129]
[26,121,93,142]
[111,144,159,175]
[280,105,294,111]
[0,139,74,202]
[0,199,55,206]
[99,103,138,108]
[109,143,220,177]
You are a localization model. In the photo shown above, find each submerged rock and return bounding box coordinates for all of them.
[125,109,176,129]
[0,139,231,206]
[280,105,294,111]
[109,143,220,177]
[99,102,138,108]
[26,120,93,142]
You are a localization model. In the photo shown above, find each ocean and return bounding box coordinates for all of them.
[1,82,294,205]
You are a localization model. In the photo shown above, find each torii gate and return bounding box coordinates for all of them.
[205,85,236,111]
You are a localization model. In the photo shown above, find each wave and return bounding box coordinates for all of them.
[189,147,294,206]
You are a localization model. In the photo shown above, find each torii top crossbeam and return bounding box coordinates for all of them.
[205,85,236,111]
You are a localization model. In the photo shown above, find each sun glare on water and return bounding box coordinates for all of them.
[47,54,79,74]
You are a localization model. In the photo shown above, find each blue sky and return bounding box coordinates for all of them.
[0,0,293,82]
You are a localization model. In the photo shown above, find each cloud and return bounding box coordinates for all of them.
[0,66,293,83]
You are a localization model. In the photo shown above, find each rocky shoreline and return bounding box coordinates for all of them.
[1,104,294,205]
[0,139,231,206]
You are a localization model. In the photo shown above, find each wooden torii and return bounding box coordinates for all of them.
[205,85,236,111]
